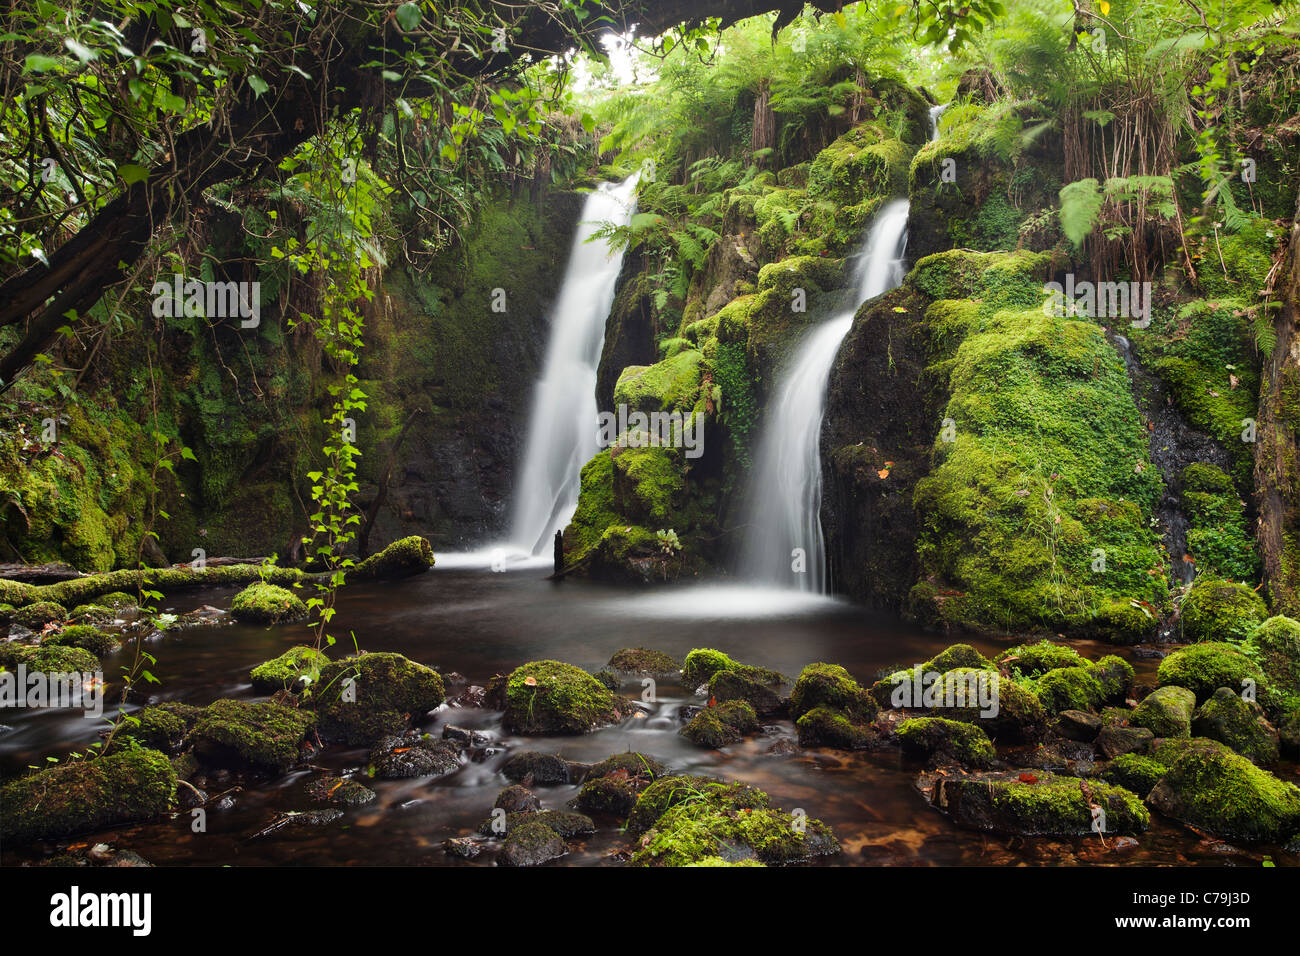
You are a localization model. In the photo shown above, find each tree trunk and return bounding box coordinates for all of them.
[1254,183,1300,616]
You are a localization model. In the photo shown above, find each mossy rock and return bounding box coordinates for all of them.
[796,705,875,749]
[1192,687,1280,765]
[896,716,995,768]
[309,652,445,745]
[613,350,704,416]
[1129,686,1196,738]
[250,645,329,693]
[501,751,572,785]
[68,604,114,625]
[98,591,137,609]
[0,748,176,844]
[1244,616,1300,696]
[503,660,625,735]
[42,624,118,657]
[575,752,665,814]
[681,701,758,749]
[790,662,878,722]
[1157,642,1267,704]
[191,699,316,772]
[626,775,770,835]
[607,647,678,677]
[1033,666,1105,715]
[0,642,100,674]
[121,702,203,752]
[368,734,462,779]
[1180,576,1267,642]
[932,770,1149,837]
[12,601,67,630]
[229,583,308,625]
[1099,754,1167,798]
[683,856,766,867]
[498,817,567,867]
[631,798,838,866]
[807,122,909,207]
[1147,742,1300,843]
[707,669,780,716]
[680,648,783,689]
[350,535,434,580]
[995,640,1085,678]
[585,752,666,781]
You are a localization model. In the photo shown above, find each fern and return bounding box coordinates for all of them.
[1059,178,1104,246]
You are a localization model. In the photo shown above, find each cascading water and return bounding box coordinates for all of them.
[508,174,640,556]
[735,199,912,592]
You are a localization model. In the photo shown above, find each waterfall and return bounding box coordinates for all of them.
[508,174,640,556]
[735,199,912,592]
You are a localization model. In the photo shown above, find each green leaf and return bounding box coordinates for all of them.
[248,75,269,97]
[395,2,422,31]
[117,163,149,185]
[24,53,62,73]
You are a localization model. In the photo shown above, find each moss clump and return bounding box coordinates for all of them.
[680,648,732,687]
[1099,754,1167,798]
[707,669,780,715]
[12,601,67,629]
[1030,666,1105,715]
[498,817,567,866]
[121,702,203,752]
[191,699,316,772]
[1180,464,1259,581]
[933,771,1149,836]
[1129,686,1197,738]
[308,652,444,745]
[42,624,118,657]
[250,645,329,693]
[1157,641,1267,704]
[0,748,176,844]
[631,793,838,866]
[626,775,770,835]
[683,856,766,867]
[229,583,308,625]
[576,752,665,814]
[614,350,705,415]
[502,660,623,735]
[68,604,114,625]
[896,716,995,767]
[924,644,996,674]
[1180,576,1267,642]
[995,640,1086,678]
[98,591,137,608]
[790,663,876,716]
[607,647,678,677]
[350,535,434,580]
[1243,616,1300,696]
[1192,687,1280,765]
[1147,743,1300,843]
[0,642,100,674]
[682,700,759,748]
[796,706,875,749]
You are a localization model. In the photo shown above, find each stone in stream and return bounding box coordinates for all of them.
[681,700,759,749]
[1128,685,1196,738]
[575,752,666,815]
[896,716,995,768]
[499,818,567,867]
[1192,687,1280,765]
[501,750,572,785]
[501,660,630,735]
[308,652,445,745]
[927,770,1149,837]
[368,734,462,779]
[494,784,542,813]
[229,583,308,625]
[190,699,316,773]
[306,776,376,808]
[708,669,782,716]
[1056,709,1103,741]
[607,647,680,679]
[1096,725,1154,759]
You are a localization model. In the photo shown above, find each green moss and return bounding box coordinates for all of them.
[191,698,316,772]
[936,771,1149,836]
[12,601,67,629]
[42,624,118,657]
[681,648,735,688]
[614,350,705,416]
[1180,465,1258,581]
[607,647,678,676]
[0,748,176,844]
[924,644,995,673]
[1033,665,1105,715]
[1129,685,1197,738]
[0,642,100,673]
[1158,641,1268,704]
[229,583,308,625]
[1180,576,1268,642]
[250,645,329,693]
[896,716,995,767]
[1100,753,1167,798]
[632,799,837,866]
[790,662,878,721]
[503,660,623,735]
[995,640,1086,678]
[796,706,875,749]
[1243,616,1300,696]
[350,535,434,580]
[1147,743,1300,843]
[808,123,908,208]
[1192,687,1280,765]
[121,702,203,752]
[627,775,770,835]
[309,652,445,745]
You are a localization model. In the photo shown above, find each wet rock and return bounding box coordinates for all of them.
[442,724,490,747]
[121,702,203,753]
[190,699,316,773]
[1192,687,1280,765]
[308,652,445,745]
[501,750,571,785]
[449,684,487,708]
[1147,742,1300,843]
[103,849,153,867]
[681,700,759,749]
[607,647,679,678]
[250,645,328,694]
[1129,685,1197,738]
[229,584,308,625]
[796,706,876,749]
[368,734,462,779]
[494,784,542,813]
[1097,725,1154,758]
[929,770,1149,837]
[498,818,566,866]
[1099,753,1167,798]
[766,738,798,756]
[306,776,376,808]
[1057,709,1103,742]
[897,716,995,768]
[443,837,482,859]
[707,669,782,716]
[502,660,627,735]
[176,781,208,811]
[575,752,665,815]
[793,662,878,719]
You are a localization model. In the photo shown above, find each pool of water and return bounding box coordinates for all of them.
[0,567,1290,866]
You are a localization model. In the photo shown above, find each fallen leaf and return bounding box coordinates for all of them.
[1018,772,1038,784]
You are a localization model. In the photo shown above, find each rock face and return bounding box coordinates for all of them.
[0,749,176,844]
[930,771,1150,837]
[308,652,445,745]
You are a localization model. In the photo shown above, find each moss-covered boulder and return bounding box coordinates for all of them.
[191,699,316,772]
[229,583,308,625]
[41,624,118,657]
[606,647,679,678]
[1244,616,1300,696]
[680,648,784,689]
[1147,743,1300,843]
[250,645,329,693]
[498,817,566,866]
[1180,576,1268,642]
[350,535,434,580]
[308,652,444,745]
[503,660,625,735]
[1129,686,1196,738]
[0,642,100,674]
[0,748,176,844]
[707,669,780,716]
[995,640,1086,678]
[931,771,1149,837]
[681,700,758,749]
[501,751,572,785]
[796,705,875,749]
[626,775,770,835]
[121,702,203,753]
[1191,687,1280,765]
[897,716,995,767]
[1099,754,1168,798]
[790,662,878,721]
[575,752,665,814]
[12,601,67,630]
[1157,642,1267,703]
[368,734,462,779]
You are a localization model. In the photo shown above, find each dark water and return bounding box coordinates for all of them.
[1,569,1291,866]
